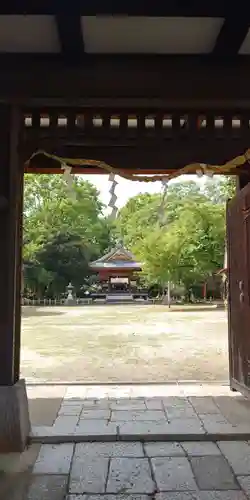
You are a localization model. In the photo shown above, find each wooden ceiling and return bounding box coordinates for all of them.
[2,4,250,175]
[0,4,250,104]
[0,4,249,59]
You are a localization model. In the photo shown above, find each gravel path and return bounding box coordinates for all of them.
[21,305,228,383]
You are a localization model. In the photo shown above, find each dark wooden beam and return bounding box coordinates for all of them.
[213,16,250,56]
[56,14,85,59]
[1,55,250,103]
[0,2,231,17]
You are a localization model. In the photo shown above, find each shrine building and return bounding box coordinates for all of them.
[89,244,147,302]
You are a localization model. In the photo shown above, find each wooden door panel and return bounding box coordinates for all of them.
[227,183,250,395]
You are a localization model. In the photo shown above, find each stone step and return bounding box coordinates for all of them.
[106,294,134,302]
[106,300,135,304]
[31,426,250,444]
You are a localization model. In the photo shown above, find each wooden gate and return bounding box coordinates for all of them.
[227,183,250,396]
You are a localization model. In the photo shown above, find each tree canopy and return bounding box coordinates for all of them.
[23,174,234,297]
[23,174,111,296]
[115,177,234,290]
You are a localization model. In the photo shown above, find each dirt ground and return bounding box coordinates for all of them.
[20,305,228,383]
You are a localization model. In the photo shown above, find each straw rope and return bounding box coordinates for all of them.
[26,149,250,183]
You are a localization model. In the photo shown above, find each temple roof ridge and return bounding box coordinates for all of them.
[91,243,137,265]
[89,242,143,270]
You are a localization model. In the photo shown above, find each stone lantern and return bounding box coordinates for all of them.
[65,282,76,305]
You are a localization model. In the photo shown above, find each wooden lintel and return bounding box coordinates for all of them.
[1,56,250,103]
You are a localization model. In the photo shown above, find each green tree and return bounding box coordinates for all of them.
[115,181,208,247]
[203,176,236,204]
[115,180,226,294]
[23,174,111,295]
[138,200,225,289]
[36,231,94,296]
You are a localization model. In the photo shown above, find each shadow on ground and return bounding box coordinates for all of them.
[28,397,63,426]
[27,385,66,425]
[166,306,225,313]
[21,307,65,318]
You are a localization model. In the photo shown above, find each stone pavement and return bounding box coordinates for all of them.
[28,384,250,442]
[2,385,250,498]
[1,440,250,499]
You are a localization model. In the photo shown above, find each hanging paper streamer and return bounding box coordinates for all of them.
[196,163,214,179]
[108,173,118,219]
[61,163,76,201]
[27,149,250,182]
[158,178,168,226]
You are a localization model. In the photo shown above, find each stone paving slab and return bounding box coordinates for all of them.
[111,410,167,422]
[163,399,198,419]
[190,456,239,490]
[156,494,247,500]
[58,405,83,416]
[53,416,80,433]
[80,409,111,420]
[69,457,109,494]
[2,439,250,499]
[155,494,199,500]
[110,400,147,411]
[152,456,197,491]
[216,396,250,425]
[75,420,118,436]
[217,441,250,475]
[199,414,229,426]
[165,406,198,419]
[66,496,150,500]
[74,442,144,458]
[106,457,155,493]
[144,442,184,457]
[144,400,163,410]
[237,476,250,497]
[26,475,68,500]
[197,494,247,500]
[65,495,249,500]
[78,399,109,407]
[189,397,221,415]
[181,442,221,456]
[32,443,74,474]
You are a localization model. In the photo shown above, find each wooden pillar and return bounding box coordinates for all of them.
[0,104,30,451]
[0,105,23,385]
